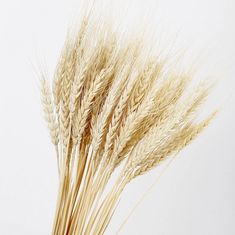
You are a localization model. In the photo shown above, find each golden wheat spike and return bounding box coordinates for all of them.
[41,77,59,146]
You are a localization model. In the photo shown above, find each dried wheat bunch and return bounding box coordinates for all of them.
[41,13,216,235]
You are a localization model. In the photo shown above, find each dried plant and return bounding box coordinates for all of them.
[41,13,216,235]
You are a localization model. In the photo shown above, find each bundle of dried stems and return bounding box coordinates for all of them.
[41,11,216,235]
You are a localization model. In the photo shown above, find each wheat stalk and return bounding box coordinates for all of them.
[41,11,216,235]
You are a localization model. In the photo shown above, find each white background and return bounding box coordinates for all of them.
[0,0,235,234]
